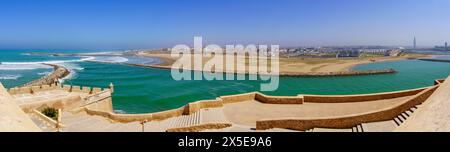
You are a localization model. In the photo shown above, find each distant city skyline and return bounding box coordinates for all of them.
[0,0,449,50]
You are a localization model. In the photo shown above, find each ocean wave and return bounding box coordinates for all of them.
[37,72,52,76]
[0,63,52,70]
[113,110,127,114]
[0,74,22,80]
[0,56,94,70]
[87,56,129,63]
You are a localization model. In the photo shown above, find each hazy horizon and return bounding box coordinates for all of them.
[1,0,449,50]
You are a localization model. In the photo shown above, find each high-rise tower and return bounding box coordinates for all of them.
[413,36,416,49]
[446,42,448,51]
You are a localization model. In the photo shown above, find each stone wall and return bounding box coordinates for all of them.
[256,86,439,131]
[220,92,257,104]
[80,87,431,124]
[435,79,445,85]
[166,123,232,132]
[255,93,303,104]
[9,84,105,95]
[83,106,187,123]
[302,87,427,103]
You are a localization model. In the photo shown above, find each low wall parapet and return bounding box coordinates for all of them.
[256,85,439,131]
[302,87,428,103]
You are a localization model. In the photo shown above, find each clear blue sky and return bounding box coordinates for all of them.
[0,0,449,50]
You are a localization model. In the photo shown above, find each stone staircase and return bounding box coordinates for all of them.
[59,109,206,132]
[303,105,421,132]
[167,110,202,128]
[28,113,56,132]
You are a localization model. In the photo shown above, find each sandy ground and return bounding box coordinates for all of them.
[136,51,426,74]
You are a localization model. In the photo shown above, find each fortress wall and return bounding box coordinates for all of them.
[92,87,102,94]
[8,84,106,95]
[166,123,233,132]
[80,86,429,123]
[187,99,223,115]
[85,98,113,113]
[220,92,256,104]
[83,106,187,123]
[71,86,82,92]
[435,79,445,85]
[302,87,427,103]
[62,85,71,92]
[256,86,438,131]
[255,93,303,104]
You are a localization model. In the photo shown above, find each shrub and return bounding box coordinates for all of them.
[41,107,58,120]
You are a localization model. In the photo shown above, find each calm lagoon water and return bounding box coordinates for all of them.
[2,50,450,113]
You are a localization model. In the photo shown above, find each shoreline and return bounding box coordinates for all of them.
[21,64,70,87]
[133,51,427,77]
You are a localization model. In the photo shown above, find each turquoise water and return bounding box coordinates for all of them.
[2,50,450,114]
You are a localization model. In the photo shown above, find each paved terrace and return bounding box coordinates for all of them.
[12,89,89,104]
[53,89,425,132]
[222,96,413,127]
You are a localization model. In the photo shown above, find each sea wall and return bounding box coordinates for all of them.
[128,61,397,77]
[279,69,396,77]
[256,86,439,131]
[419,58,450,63]
[302,87,427,103]
[21,64,70,87]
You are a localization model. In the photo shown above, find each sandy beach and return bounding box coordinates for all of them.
[136,50,426,76]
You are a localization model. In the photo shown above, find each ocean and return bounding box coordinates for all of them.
[1,50,450,114]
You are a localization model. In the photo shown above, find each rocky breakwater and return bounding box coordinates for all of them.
[280,69,397,77]
[21,64,70,87]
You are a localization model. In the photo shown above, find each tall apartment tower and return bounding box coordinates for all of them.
[413,36,416,49]
[446,42,448,51]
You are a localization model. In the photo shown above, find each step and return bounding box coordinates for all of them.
[358,124,364,132]
[361,120,397,132]
[397,115,406,122]
[405,110,413,116]
[401,112,409,118]
[393,117,402,126]
[312,128,352,132]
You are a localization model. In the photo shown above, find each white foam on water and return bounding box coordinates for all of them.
[0,74,22,80]
[87,56,129,63]
[0,56,94,70]
[37,72,52,76]
[113,110,127,114]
